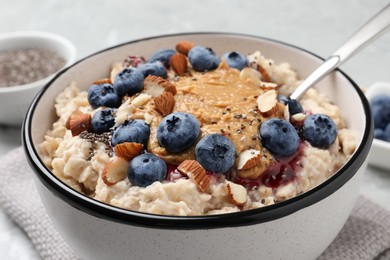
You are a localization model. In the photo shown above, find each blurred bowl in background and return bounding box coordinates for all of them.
[0,31,76,126]
[365,81,390,170]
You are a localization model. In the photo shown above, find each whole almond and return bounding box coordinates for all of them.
[169,53,188,76]
[154,91,175,116]
[114,142,144,161]
[175,41,195,56]
[65,110,91,136]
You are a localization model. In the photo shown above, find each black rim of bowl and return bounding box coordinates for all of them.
[22,32,374,230]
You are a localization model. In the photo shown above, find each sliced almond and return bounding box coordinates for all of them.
[256,64,270,82]
[114,142,144,161]
[65,110,91,136]
[226,181,247,206]
[144,75,177,97]
[237,149,261,170]
[237,155,272,179]
[260,82,278,89]
[93,78,112,85]
[257,89,278,117]
[238,164,266,179]
[110,62,123,83]
[169,53,188,76]
[291,112,306,122]
[154,91,175,116]
[239,67,262,85]
[177,160,210,192]
[175,41,194,55]
[102,157,129,186]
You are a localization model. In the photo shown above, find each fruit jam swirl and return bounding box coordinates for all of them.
[40,41,356,215]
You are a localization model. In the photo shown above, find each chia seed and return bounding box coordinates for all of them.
[0,48,66,87]
[79,131,113,160]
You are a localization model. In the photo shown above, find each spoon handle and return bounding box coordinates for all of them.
[290,3,390,100]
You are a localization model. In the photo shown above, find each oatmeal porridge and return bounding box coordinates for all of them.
[39,41,357,216]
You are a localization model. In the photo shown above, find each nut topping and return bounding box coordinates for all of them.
[102,157,129,186]
[65,110,91,136]
[154,91,175,116]
[110,62,123,83]
[175,41,195,56]
[237,149,261,170]
[144,75,177,97]
[226,181,247,206]
[169,53,188,76]
[257,89,278,117]
[114,142,144,161]
[177,160,210,192]
[93,78,112,85]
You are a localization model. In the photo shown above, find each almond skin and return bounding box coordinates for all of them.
[257,89,278,117]
[93,78,112,85]
[237,149,261,170]
[177,160,210,192]
[65,110,91,136]
[154,91,175,116]
[175,41,195,56]
[226,181,247,206]
[144,75,177,96]
[102,157,129,186]
[114,142,144,161]
[169,53,188,76]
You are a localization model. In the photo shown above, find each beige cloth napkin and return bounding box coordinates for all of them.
[0,147,389,260]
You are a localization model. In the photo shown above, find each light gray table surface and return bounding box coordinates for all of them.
[1,0,390,259]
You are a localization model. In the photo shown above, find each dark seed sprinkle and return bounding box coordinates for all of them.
[79,131,112,160]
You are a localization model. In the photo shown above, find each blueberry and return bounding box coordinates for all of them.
[383,124,390,141]
[128,153,167,187]
[111,120,150,147]
[138,61,167,78]
[374,128,385,140]
[222,51,248,70]
[91,108,116,134]
[195,134,236,174]
[302,114,338,149]
[113,67,144,97]
[148,49,176,67]
[88,83,121,109]
[259,118,299,157]
[157,112,200,153]
[371,96,390,129]
[188,46,220,72]
[278,95,304,115]
[371,95,390,108]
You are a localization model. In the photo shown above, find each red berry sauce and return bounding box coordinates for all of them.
[232,142,305,190]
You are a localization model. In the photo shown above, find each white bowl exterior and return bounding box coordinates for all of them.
[365,82,390,170]
[0,31,76,125]
[33,161,366,260]
[27,33,369,259]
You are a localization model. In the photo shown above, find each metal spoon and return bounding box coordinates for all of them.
[290,3,390,100]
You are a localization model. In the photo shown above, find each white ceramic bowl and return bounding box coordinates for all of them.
[23,33,373,260]
[0,31,76,126]
[365,81,390,170]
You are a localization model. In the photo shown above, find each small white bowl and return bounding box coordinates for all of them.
[365,81,390,170]
[0,31,76,126]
